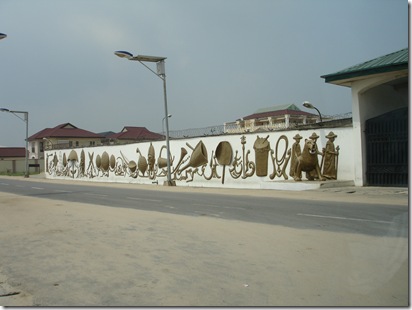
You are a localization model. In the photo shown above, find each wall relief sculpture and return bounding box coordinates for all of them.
[254,135,270,177]
[46,131,340,185]
[269,135,291,180]
[321,132,340,180]
[292,137,325,181]
[215,141,233,184]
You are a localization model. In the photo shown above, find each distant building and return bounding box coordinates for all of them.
[104,126,164,145]
[28,123,104,159]
[0,147,27,160]
[224,104,320,133]
[0,147,28,174]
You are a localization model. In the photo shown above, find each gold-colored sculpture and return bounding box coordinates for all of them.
[321,131,340,179]
[294,138,325,181]
[215,141,232,184]
[80,150,85,176]
[181,141,208,170]
[254,135,270,176]
[202,150,221,181]
[269,135,291,180]
[157,145,170,169]
[46,129,341,185]
[136,148,148,176]
[230,135,255,179]
[101,151,110,172]
[147,143,156,179]
[289,134,302,179]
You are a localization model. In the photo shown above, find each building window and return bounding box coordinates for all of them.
[40,142,44,152]
[76,141,79,147]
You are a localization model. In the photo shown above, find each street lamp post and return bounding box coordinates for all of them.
[303,101,323,123]
[114,50,175,186]
[0,108,29,177]
[162,114,172,137]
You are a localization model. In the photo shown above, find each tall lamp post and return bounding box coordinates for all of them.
[114,50,174,186]
[162,114,172,137]
[0,108,29,177]
[303,101,323,123]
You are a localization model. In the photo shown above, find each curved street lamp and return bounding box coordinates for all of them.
[114,50,174,186]
[303,101,323,123]
[0,33,7,40]
[0,108,29,177]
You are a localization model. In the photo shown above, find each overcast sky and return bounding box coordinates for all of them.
[0,0,408,147]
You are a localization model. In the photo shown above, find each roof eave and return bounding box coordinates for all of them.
[321,63,408,84]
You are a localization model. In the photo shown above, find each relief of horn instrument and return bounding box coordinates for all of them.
[180,141,208,171]
[172,147,188,173]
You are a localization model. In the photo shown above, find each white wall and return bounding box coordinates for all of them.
[45,127,354,190]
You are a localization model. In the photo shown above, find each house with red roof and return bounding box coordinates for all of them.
[0,147,27,160]
[28,123,104,159]
[224,104,320,133]
[104,126,164,145]
[0,147,29,174]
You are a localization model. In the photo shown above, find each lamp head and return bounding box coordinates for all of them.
[114,51,133,59]
[0,108,10,112]
[0,33,7,40]
[303,101,314,109]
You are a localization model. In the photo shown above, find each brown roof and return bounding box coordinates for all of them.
[28,123,103,141]
[0,147,27,158]
[243,109,317,120]
[108,126,164,141]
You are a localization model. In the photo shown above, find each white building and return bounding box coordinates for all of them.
[322,48,408,187]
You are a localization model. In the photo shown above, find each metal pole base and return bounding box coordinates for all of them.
[163,180,176,186]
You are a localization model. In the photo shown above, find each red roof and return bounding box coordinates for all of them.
[0,147,27,158]
[108,126,164,141]
[28,123,103,141]
[243,109,317,120]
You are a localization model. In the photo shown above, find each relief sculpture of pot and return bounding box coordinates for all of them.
[157,145,168,169]
[254,135,270,177]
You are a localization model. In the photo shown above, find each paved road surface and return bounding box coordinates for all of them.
[0,176,408,306]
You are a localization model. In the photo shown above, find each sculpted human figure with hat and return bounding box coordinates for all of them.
[306,132,322,180]
[322,131,340,179]
[289,133,303,179]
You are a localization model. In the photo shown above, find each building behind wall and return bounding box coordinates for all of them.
[224,104,321,133]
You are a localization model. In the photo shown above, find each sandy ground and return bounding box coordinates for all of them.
[0,179,409,306]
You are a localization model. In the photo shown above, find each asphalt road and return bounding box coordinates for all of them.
[0,176,407,237]
[0,176,408,306]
